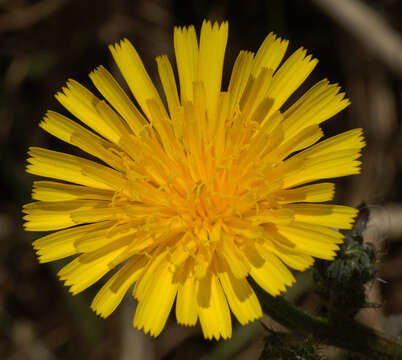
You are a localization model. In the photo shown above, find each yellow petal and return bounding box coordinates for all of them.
[32,222,112,262]
[33,236,77,262]
[240,67,273,120]
[176,274,198,326]
[132,250,167,301]
[55,80,122,144]
[23,200,117,231]
[273,250,314,271]
[274,182,335,203]
[283,204,358,229]
[252,32,288,77]
[26,147,115,190]
[58,239,130,295]
[109,39,166,120]
[197,270,232,340]
[249,246,295,296]
[89,66,146,136]
[227,51,254,118]
[217,259,262,325]
[133,259,178,337]
[282,79,350,138]
[262,240,314,271]
[267,47,318,113]
[220,235,250,278]
[156,55,180,118]
[73,223,137,253]
[297,128,365,159]
[265,125,323,162]
[174,25,198,103]
[276,222,343,260]
[198,20,228,120]
[32,181,113,202]
[40,111,123,170]
[279,130,364,188]
[91,255,148,318]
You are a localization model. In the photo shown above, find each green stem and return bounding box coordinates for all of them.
[254,284,402,359]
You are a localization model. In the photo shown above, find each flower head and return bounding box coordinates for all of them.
[24,20,364,340]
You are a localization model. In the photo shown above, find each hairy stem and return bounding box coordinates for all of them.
[254,284,402,359]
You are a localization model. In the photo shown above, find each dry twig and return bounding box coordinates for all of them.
[310,0,402,77]
[0,0,67,32]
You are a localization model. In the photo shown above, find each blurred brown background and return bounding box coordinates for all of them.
[0,0,402,359]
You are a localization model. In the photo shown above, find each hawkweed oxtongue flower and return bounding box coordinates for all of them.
[23,20,364,340]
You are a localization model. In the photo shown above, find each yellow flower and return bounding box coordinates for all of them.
[24,20,364,340]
